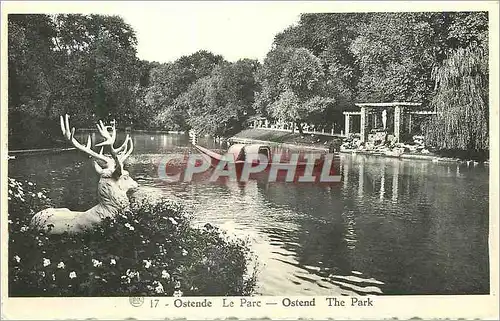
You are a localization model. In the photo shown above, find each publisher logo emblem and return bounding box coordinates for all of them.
[129,297,145,307]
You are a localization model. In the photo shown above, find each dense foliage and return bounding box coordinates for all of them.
[8,14,141,148]
[8,178,257,296]
[257,11,489,150]
[425,13,489,152]
[8,12,489,151]
[153,58,260,136]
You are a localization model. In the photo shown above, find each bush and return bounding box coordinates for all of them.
[8,178,257,297]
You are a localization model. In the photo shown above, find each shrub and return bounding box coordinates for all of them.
[8,178,257,296]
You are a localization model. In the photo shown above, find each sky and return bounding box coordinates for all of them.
[86,1,492,64]
[116,2,305,63]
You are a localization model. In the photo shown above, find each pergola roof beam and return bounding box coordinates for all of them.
[355,102,422,107]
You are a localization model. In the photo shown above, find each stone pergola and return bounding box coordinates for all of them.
[343,102,436,142]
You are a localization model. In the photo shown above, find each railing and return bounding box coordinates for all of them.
[249,120,341,137]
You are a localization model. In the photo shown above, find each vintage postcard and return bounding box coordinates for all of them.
[1,1,498,320]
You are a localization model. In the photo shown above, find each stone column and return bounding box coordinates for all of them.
[394,105,403,142]
[344,114,350,136]
[360,107,367,142]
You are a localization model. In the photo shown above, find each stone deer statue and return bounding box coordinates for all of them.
[30,115,138,235]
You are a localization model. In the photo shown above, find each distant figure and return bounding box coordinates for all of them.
[382,110,387,129]
[329,138,342,153]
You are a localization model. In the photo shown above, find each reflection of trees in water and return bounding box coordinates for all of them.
[343,155,489,294]
[257,178,385,294]
[256,154,489,294]
[257,180,354,271]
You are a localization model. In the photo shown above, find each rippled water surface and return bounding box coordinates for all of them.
[9,133,490,295]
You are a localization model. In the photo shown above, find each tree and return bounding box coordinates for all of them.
[183,59,260,137]
[256,47,334,134]
[253,47,295,116]
[8,14,141,148]
[40,14,140,124]
[255,14,366,133]
[8,14,59,148]
[148,51,225,130]
[351,13,439,103]
[425,43,488,151]
[273,13,365,108]
[350,12,488,105]
[421,12,489,153]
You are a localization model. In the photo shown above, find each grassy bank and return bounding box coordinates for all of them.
[8,178,257,297]
[231,128,339,148]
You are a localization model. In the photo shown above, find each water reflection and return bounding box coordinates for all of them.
[8,133,489,295]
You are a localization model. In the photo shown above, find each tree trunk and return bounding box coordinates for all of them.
[45,92,53,118]
[297,122,304,135]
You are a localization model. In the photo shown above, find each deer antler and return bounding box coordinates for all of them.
[60,115,114,168]
[60,114,133,178]
[95,119,133,162]
[116,135,134,163]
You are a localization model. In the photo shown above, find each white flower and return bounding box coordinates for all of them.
[182,249,188,256]
[43,258,51,267]
[92,259,102,267]
[28,182,34,186]
[20,225,29,232]
[168,217,178,225]
[126,269,140,280]
[175,280,181,289]
[14,255,21,263]
[8,220,13,224]
[173,290,183,297]
[52,274,56,281]
[124,223,135,231]
[161,270,170,279]
[110,259,116,265]
[154,281,164,294]
[37,192,43,198]
[57,262,65,269]
[69,271,77,279]
[143,260,152,269]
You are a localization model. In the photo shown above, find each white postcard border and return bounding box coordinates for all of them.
[1,1,498,320]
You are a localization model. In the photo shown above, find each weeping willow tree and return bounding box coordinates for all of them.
[426,43,489,151]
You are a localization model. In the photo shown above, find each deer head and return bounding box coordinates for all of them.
[59,114,138,203]
[30,115,138,234]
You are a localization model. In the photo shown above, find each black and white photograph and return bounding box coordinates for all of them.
[1,1,498,319]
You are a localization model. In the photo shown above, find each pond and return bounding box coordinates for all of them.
[8,132,490,296]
